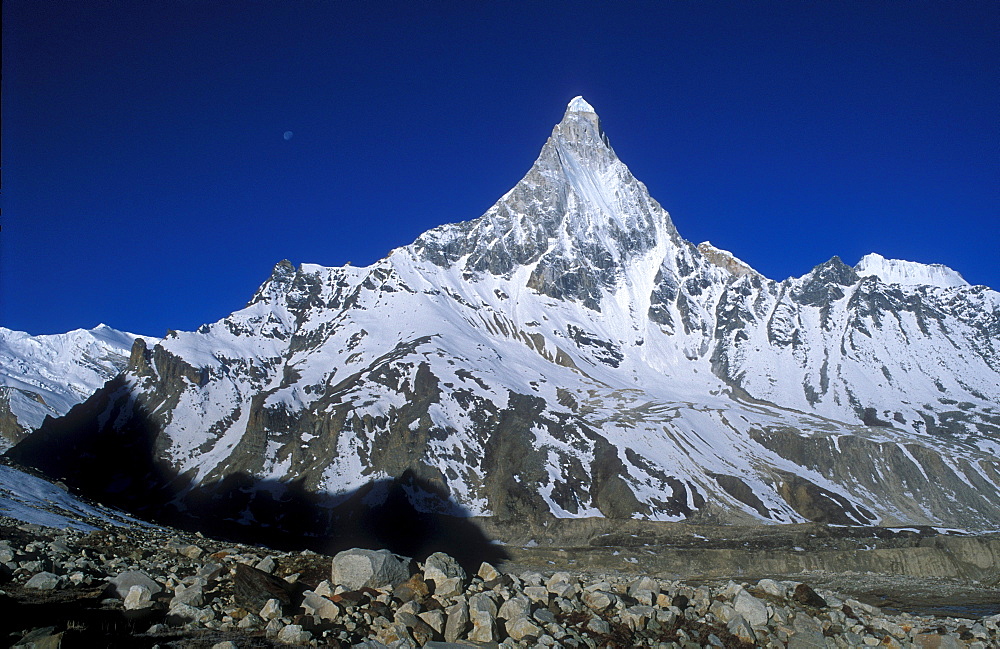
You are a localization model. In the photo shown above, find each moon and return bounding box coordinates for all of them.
[283,131,293,141]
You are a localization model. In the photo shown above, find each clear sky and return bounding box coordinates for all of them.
[3,1,997,336]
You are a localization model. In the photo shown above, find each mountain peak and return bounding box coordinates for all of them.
[566,96,596,114]
[412,97,676,308]
[855,253,969,289]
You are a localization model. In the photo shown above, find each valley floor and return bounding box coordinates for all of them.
[1,513,998,648]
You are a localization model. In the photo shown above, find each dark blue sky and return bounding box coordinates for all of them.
[4,1,997,336]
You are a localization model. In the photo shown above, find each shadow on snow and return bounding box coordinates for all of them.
[6,376,508,572]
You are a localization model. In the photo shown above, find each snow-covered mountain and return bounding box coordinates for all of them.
[0,325,156,450]
[11,98,1000,533]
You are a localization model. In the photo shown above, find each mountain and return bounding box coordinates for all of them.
[0,325,156,450]
[10,98,1000,535]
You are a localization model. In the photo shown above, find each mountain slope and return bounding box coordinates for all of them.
[11,99,1000,533]
[0,325,156,450]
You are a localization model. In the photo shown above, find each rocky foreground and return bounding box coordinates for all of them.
[1,517,997,648]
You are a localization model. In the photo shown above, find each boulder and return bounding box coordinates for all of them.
[423,552,466,585]
[793,583,828,608]
[734,589,769,627]
[109,570,161,598]
[123,584,154,610]
[507,615,542,641]
[331,548,411,590]
[233,563,293,611]
[301,590,340,622]
[468,593,498,642]
[444,600,470,643]
[276,624,310,644]
[260,598,283,621]
[24,572,60,590]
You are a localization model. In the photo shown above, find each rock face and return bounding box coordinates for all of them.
[0,325,155,450]
[8,98,1000,534]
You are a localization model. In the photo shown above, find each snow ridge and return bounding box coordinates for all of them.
[855,253,969,288]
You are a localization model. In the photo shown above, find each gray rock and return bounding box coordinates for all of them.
[727,614,755,644]
[524,585,549,604]
[276,624,310,644]
[498,594,531,621]
[787,628,826,649]
[913,634,963,649]
[259,597,283,621]
[582,589,615,612]
[468,592,498,642]
[477,562,501,582]
[331,548,411,590]
[12,626,63,649]
[423,552,466,585]
[301,590,340,621]
[418,608,446,634]
[433,575,463,598]
[171,583,204,608]
[533,608,556,625]
[167,602,215,625]
[627,576,660,597]
[255,556,276,574]
[733,589,769,627]
[24,571,60,590]
[757,578,786,598]
[586,616,610,634]
[519,571,543,586]
[123,584,154,610]
[109,570,162,598]
[507,615,542,641]
[621,605,655,631]
[709,600,737,624]
[264,618,283,639]
[444,601,470,643]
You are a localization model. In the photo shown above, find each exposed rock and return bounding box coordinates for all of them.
[793,582,828,608]
[301,590,339,621]
[477,561,501,582]
[392,573,430,603]
[0,522,997,648]
[170,583,204,608]
[123,584,154,610]
[109,570,161,598]
[331,548,411,590]
[444,600,470,643]
[259,597,283,621]
[468,592,498,642]
[276,623,310,644]
[507,615,542,641]
[23,571,60,590]
[233,562,293,610]
[11,626,63,649]
[733,589,769,627]
[423,551,466,586]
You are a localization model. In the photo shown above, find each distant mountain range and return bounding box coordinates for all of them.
[8,98,1000,536]
[0,325,155,450]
